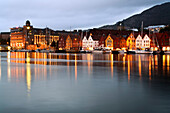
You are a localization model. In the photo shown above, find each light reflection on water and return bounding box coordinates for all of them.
[3,52,170,90]
[0,52,170,113]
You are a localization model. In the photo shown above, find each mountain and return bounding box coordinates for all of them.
[100,2,170,30]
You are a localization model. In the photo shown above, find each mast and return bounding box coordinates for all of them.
[46,26,48,47]
[141,21,143,37]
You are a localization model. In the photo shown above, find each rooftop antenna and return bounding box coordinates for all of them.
[45,25,48,46]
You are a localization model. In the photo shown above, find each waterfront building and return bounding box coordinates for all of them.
[10,27,26,49]
[119,36,127,50]
[82,36,88,50]
[142,34,151,49]
[72,34,81,51]
[160,32,170,51]
[113,36,120,50]
[10,20,59,50]
[65,35,72,50]
[34,28,59,50]
[105,34,113,50]
[87,34,94,50]
[86,34,99,50]
[136,34,143,49]
[126,33,136,50]
[0,32,10,45]
[99,34,106,49]
[58,35,66,50]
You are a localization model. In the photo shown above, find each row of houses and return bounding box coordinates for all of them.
[56,32,169,51]
[8,20,170,51]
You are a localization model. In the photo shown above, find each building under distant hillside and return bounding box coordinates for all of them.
[10,20,59,50]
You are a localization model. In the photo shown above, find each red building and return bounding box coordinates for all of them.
[112,35,120,50]
[119,36,127,50]
[99,34,106,48]
[160,32,170,51]
[58,35,66,50]
[72,34,81,50]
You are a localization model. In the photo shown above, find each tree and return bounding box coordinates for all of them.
[50,40,56,47]
[160,26,170,33]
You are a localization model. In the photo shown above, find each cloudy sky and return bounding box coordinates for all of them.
[0,0,168,32]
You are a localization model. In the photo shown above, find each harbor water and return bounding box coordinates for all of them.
[0,52,170,113]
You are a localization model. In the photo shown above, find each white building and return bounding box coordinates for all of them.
[87,34,99,50]
[142,34,151,48]
[82,36,88,50]
[82,34,99,50]
[136,34,143,49]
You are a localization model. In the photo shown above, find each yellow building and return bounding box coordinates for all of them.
[10,20,59,50]
[126,33,136,50]
[66,35,72,50]
[105,35,113,50]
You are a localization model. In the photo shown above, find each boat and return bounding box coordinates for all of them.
[80,50,92,53]
[164,51,170,54]
[66,49,80,53]
[112,50,119,54]
[80,50,86,53]
[92,49,103,54]
[103,49,112,54]
[127,50,136,54]
[153,50,161,54]
[10,50,17,52]
[86,50,92,53]
[17,49,31,52]
[135,50,153,54]
[35,49,54,53]
[112,50,126,54]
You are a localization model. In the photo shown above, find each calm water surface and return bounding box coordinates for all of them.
[0,52,170,113]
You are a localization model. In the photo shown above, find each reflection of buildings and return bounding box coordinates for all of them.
[6,51,170,84]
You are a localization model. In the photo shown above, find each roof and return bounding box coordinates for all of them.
[0,32,10,34]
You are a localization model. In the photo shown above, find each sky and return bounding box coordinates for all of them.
[0,0,168,32]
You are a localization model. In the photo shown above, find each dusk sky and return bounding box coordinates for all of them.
[0,0,168,32]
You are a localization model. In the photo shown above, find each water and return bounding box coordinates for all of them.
[0,52,170,113]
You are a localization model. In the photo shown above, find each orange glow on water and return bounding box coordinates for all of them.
[0,55,1,80]
[123,54,126,71]
[75,54,77,81]
[111,54,113,78]
[26,63,31,93]
[87,54,91,75]
[163,55,166,76]
[167,55,169,75]
[138,55,142,79]
[128,55,130,81]
[149,56,152,80]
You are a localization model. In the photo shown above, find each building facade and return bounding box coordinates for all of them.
[10,20,59,50]
[127,33,136,50]
[142,34,151,49]
[105,34,113,50]
[136,34,143,49]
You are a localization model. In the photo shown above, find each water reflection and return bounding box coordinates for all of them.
[149,55,152,80]
[75,54,77,81]
[26,63,31,93]
[4,52,170,84]
[138,55,141,79]
[1,52,170,113]
[7,52,11,82]
[128,55,131,81]
[111,54,113,78]
[0,52,1,81]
